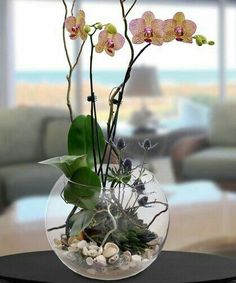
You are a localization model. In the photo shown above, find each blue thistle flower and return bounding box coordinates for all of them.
[123,158,132,172]
[116,137,126,150]
[135,182,145,194]
[138,196,148,206]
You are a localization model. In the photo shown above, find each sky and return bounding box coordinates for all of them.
[14,0,235,71]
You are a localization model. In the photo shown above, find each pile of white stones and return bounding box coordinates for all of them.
[54,238,161,272]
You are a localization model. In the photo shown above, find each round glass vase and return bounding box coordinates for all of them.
[45,172,169,281]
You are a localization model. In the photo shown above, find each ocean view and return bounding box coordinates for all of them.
[16,70,236,86]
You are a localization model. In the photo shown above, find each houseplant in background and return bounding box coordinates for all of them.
[41,0,214,280]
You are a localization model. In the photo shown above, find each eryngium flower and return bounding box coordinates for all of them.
[138,196,148,206]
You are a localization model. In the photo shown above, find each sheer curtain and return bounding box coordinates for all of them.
[0,0,15,108]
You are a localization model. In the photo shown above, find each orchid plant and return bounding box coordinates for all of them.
[42,0,214,244]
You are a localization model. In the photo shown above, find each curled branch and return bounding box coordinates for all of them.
[101,203,118,246]
[147,203,169,228]
[62,0,86,123]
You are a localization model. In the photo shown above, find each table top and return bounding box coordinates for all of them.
[0,251,236,283]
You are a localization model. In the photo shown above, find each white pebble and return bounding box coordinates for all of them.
[131,255,142,264]
[94,255,107,266]
[87,249,98,258]
[86,257,94,266]
[108,254,119,264]
[77,240,88,249]
[82,246,89,256]
[144,249,154,259]
[142,258,150,264]
[129,261,137,268]
[121,251,132,262]
[88,245,99,251]
[103,242,119,258]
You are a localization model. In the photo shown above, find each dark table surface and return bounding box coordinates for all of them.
[0,250,236,283]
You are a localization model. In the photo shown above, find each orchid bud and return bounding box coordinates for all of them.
[96,23,103,30]
[194,35,207,46]
[84,25,91,34]
[208,40,215,46]
[195,35,203,46]
[107,24,117,34]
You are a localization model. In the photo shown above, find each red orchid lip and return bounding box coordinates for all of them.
[69,34,77,39]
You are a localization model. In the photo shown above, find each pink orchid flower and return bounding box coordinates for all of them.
[95,30,125,57]
[129,11,164,45]
[163,12,197,43]
[65,10,87,41]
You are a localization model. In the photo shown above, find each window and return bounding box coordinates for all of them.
[14,0,72,110]
[80,1,218,127]
[226,5,236,100]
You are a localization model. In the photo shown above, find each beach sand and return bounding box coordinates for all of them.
[16,82,236,121]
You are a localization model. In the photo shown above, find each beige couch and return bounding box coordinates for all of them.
[0,106,70,211]
[171,101,236,190]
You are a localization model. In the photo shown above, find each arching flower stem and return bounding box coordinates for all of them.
[89,34,98,174]
[71,0,76,16]
[102,43,151,186]
[125,0,137,17]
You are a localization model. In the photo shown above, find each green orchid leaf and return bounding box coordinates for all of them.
[39,155,87,178]
[69,210,95,237]
[68,115,105,167]
[63,167,101,210]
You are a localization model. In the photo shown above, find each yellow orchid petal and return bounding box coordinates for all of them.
[79,28,88,41]
[76,10,85,23]
[182,20,197,36]
[182,35,193,43]
[95,44,104,53]
[173,12,185,25]
[163,19,176,42]
[132,34,145,44]
[163,33,175,42]
[152,35,163,46]
[152,19,164,37]
[142,11,155,27]
[163,19,176,34]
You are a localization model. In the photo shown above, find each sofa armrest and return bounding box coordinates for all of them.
[171,135,210,181]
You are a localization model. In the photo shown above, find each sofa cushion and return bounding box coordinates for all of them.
[183,147,236,181]
[209,102,236,146]
[43,118,70,158]
[0,106,67,166]
[0,163,61,203]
